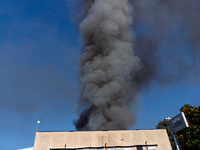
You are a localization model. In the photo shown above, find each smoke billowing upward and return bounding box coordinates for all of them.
[72,0,200,130]
[73,0,140,130]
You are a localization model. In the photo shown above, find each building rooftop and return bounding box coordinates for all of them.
[33,129,172,150]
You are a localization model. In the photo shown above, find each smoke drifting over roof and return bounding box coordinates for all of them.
[72,0,200,130]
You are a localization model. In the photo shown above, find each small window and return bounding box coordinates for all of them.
[148,146,156,150]
[122,147,130,150]
[110,148,117,150]
[136,146,143,150]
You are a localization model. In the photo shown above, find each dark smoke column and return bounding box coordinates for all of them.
[74,0,141,130]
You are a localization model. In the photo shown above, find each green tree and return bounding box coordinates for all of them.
[176,104,200,150]
[156,119,176,150]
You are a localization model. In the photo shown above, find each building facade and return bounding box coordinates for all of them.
[33,129,172,150]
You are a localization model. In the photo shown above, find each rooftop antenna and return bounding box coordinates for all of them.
[36,117,40,132]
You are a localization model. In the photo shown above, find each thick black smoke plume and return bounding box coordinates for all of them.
[71,0,200,130]
[73,0,140,130]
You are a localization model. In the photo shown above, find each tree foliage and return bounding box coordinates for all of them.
[156,119,176,150]
[176,104,200,150]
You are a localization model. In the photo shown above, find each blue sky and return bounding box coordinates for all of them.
[0,0,200,149]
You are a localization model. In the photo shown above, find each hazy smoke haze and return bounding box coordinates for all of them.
[132,0,200,86]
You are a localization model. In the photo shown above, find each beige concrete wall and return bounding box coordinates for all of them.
[33,129,172,150]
